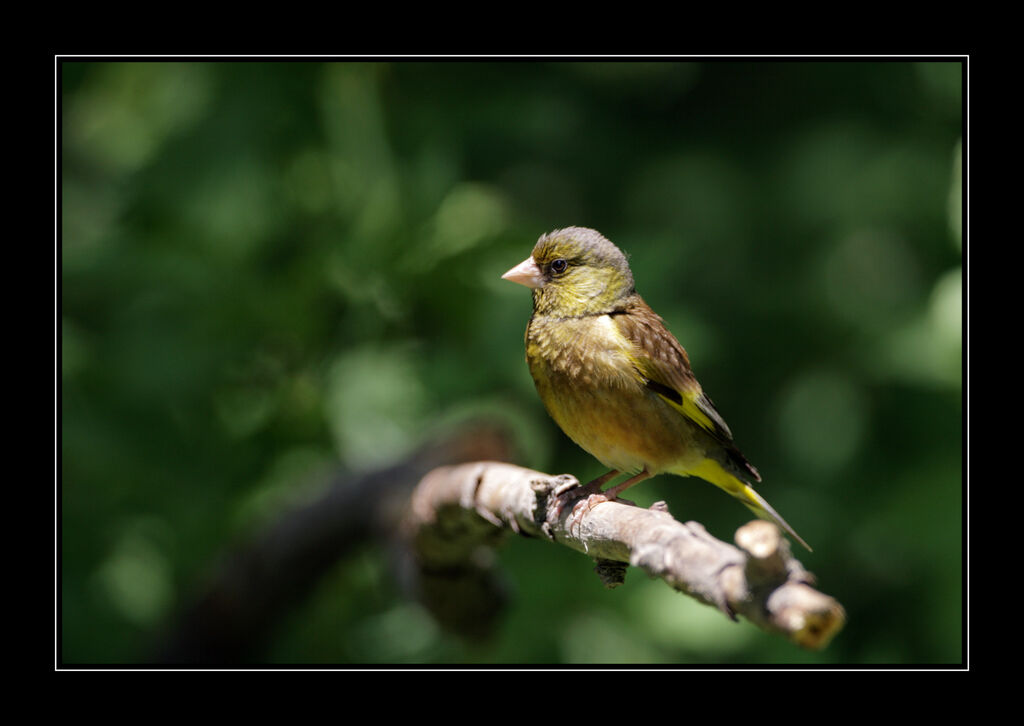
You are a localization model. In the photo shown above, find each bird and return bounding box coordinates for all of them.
[502,226,810,551]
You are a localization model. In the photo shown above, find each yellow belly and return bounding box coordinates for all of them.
[526,314,705,475]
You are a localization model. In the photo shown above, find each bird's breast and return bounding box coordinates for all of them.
[525,313,700,474]
[526,314,634,387]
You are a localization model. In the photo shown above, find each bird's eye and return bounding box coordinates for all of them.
[550,258,568,274]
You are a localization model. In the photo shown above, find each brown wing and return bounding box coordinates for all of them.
[612,297,761,482]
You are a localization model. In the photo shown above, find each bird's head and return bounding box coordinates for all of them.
[502,227,635,316]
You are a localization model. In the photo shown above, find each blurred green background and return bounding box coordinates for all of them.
[60,60,963,666]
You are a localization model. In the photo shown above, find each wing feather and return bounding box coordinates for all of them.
[611,298,761,482]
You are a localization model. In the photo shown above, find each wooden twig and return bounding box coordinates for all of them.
[405,461,845,650]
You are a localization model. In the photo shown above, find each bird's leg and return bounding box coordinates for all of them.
[566,468,651,540]
[600,469,653,500]
[581,469,621,492]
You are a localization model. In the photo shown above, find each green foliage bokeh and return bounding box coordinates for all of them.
[60,60,963,665]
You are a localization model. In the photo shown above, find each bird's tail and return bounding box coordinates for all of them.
[682,459,812,552]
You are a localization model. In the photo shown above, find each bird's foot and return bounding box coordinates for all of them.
[565,491,634,540]
[550,470,618,520]
[564,468,654,538]
[567,492,608,540]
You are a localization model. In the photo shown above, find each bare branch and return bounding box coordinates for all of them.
[405,461,845,650]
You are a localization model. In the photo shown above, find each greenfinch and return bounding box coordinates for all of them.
[503,227,810,551]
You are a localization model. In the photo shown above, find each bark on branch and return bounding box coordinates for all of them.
[405,461,845,650]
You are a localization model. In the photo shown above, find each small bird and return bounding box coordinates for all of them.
[502,227,810,551]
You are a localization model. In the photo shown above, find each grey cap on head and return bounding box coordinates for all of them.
[535,227,633,279]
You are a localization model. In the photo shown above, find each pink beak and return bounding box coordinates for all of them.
[501,256,544,289]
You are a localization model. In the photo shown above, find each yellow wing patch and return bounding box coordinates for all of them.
[669,389,719,433]
[605,305,734,443]
[626,357,732,442]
